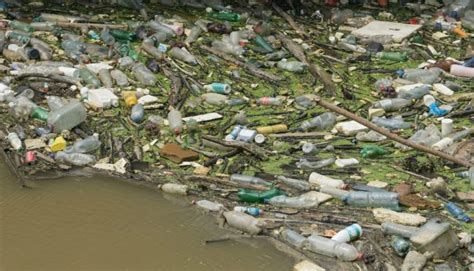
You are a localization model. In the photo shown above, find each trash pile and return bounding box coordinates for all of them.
[0,0,473,269]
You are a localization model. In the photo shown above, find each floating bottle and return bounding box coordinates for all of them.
[79,68,101,88]
[203,83,231,94]
[100,27,116,46]
[167,108,183,135]
[373,98,411,112]
[196,200,224,212]
[223,211,262,235]
[237,188,285,203]
[98,69,113,88]
[381,222,418,238]
[281,229,307,248]
[300,112,336,131]
[266,195,318,209]
[446,202,471,222]
[306,235,362,261]
[65,134,101,154]
[230,174,272,186]
[277,176,311,191]
[7,132,23,151]
[397,84,430,100]
[209,12,241,22]
[397,68,441,84]
[372,116,411,130]
[161,183,188,195]
[132,63,156,86]
[47,101,87,133]
[256,97,281,106]
[277,59,306,73]
[308,172,346,189]
[376,51,408,62]
[391,236,410,257]
[55,151,96,166]
[130,104,145,123]
[169,47,197,65]
[234,206,263,216]
[111,69,129,87]
[331,224,363,243]
[342,191,400,210]
[10,20,34,32]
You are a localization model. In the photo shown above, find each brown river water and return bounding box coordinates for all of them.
[0,160,294,271]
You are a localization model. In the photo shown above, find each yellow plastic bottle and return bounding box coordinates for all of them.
[50,136,67,152]
[122,91,137,107]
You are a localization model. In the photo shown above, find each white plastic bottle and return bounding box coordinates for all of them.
[161,183,188,195]
[223,211,262,235]
[331,224,363,243]
[306,235,362,261]
[7,132,23,151]
[195,200,224,212]
[267,195,318,209]
[308,172,346,189]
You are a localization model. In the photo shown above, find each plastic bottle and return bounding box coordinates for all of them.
[196,200,223,212]
[308,172,346,189]
[100,27,116,46]
[372,116,411,130]
[132,63,156,86]
[391,236,410,256]
[185,26,202,44]
[302,143,318,154]
[373,98,411,112]
[450,64,474,78]
[306,235,362,261]
[7,132,23,151]
[237,188,285,203]
[130,103,145,123]
[96,69,112,89]
[167,108,183,135]
[6,30,31,45]
[30,38,52,60]
[161,183,188,195]
[141,41,163,59]
[10,20,34,32]
[65,135,101,154]
[47,101,87,133]
[331,224,363,243]
[55,151,96,166]
[223,211,262,235]
[277,176,311,191]
[446,202,471,222]
[335,158,359,168]
[300,112,337,131]
[30,21,56,31]
[211,40,244,56]
[202,93,228,106]
[109,29,136,41]
[342,192,400,210]
[209,12,240,22]
[281,229,307,248]
[447,0,473,19]
[376,52,408,62]
[360,145,388,158]
[147,21,176,37]
[234,206,263,216]
[46,96,66,112]
[277,59,306,73]
[297,157,336,169]
[381,222,418,238]
[79,68,101,88]
[225,125,243,141]
[266,195,318,209]
[256,124,287,135]
[397,84,431,100]
[110,69,129,87]
[254,35,273,53]
[397,68,441,84]
[122,91,137,107]
[256,97,281,106]
[203,83,231,94]
[230,174,272,186]
[169,47,197,65]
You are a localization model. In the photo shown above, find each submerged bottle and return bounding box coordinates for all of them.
[66,134,101,154]
[47,101,87,132]
[196,200,224,212]
[55,151,96,166]
[300,112,337,131]
[223,211,262,235]
[306,235,362,261]
[167,108,183,135]
[230,174,272,186]
[266,195,318,209]
[342,192,400,210]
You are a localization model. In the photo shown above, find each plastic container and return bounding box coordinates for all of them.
[254,35,274,53]
[277,176,311,191]
[10,20,34,32]
[230,174,271,186]
[46,96,66,112]
[267,195,318,209]
[281,229,307,248]
[130,104,145,123]
[373,98,411,112]
[308,172,345,189]
[223,211,262,235]
[277,59,306,73]
[335,158,359,168]
[47,101,87,133]
[169,47,197,65]
[256,97,281,106]
[132,63,156,86]
[161,183,187,195]
[147,21,176,37]
[64,135,100,154]
[342,192,400,210]
[331,224,363,243]
[211,40,244,56]
[256,124,288,135]
[7,132,23,151]
[204,83,231,94]
[55,151,96,166]
[196,200,224,212]
[202,93,228,106]
[100,28,116,46]
[87,88,118,108]
[167,108,183,135]
[306,235,362,261]
[237,188,285,203]
[300,112,337,131]
[234,206,263,216]
[225,125,243,141]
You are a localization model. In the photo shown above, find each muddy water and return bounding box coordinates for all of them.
[0,161,294,271]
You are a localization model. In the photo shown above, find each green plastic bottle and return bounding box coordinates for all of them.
[109,29,136,41]
[128,47,139,61]
[79,68,101,88]
[209,12,241,22]
[237,188,285,203]
[375,52,408,62]
[360,145,388,158]
[30,107,49,121]
[10,20,35,32]
[7,31,31,45]
[254,35,273,53]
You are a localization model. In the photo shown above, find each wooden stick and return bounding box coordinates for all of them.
[314,96,472,167]
[272,3,308,38]
[57,22,128,30]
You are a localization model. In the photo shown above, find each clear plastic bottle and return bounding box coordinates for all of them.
[147,21,176,37]
[185,26,202,44]
[277,176,311,191]
[306,235,361,261]
[46,96,66,111]
[230,174,272,186]
[100,27,116,46]
[372,116,411,130]
[167,108,183,135]
[309,172,345,189]
[397,85,431,100]
[161,183,187,195]
[196,200,223,212]
[211,40,244,56]
[201,93,228,106]
[142,41,163,59]
[300,112,337,131]
[132,63,156,86]
[266,195,318,209]
[342,192,399,210]
[130,103,145,123]
[47,101,87,132]
[79,68,101,88]
[65,134,101,154]
[319,186,350,200]
[110,69,129,87]
[8,96,38,120]
[55,151,96,166]
[398,68,441,84]
[302,143,318,154]
[381,222,418,238]
[98,69,113,88]
[169,47,197,65]
[281,229,307,248]
[297,157,336,169]
[256,97,281,106]
[373,98,411,112]
[223,211,262,235]
[7,132,23,151]
[233,206,263,216]
[10,20,34,32]
[277,59,307,73]
[30,21,56,31]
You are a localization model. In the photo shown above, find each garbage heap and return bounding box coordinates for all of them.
[0,0,473,270]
